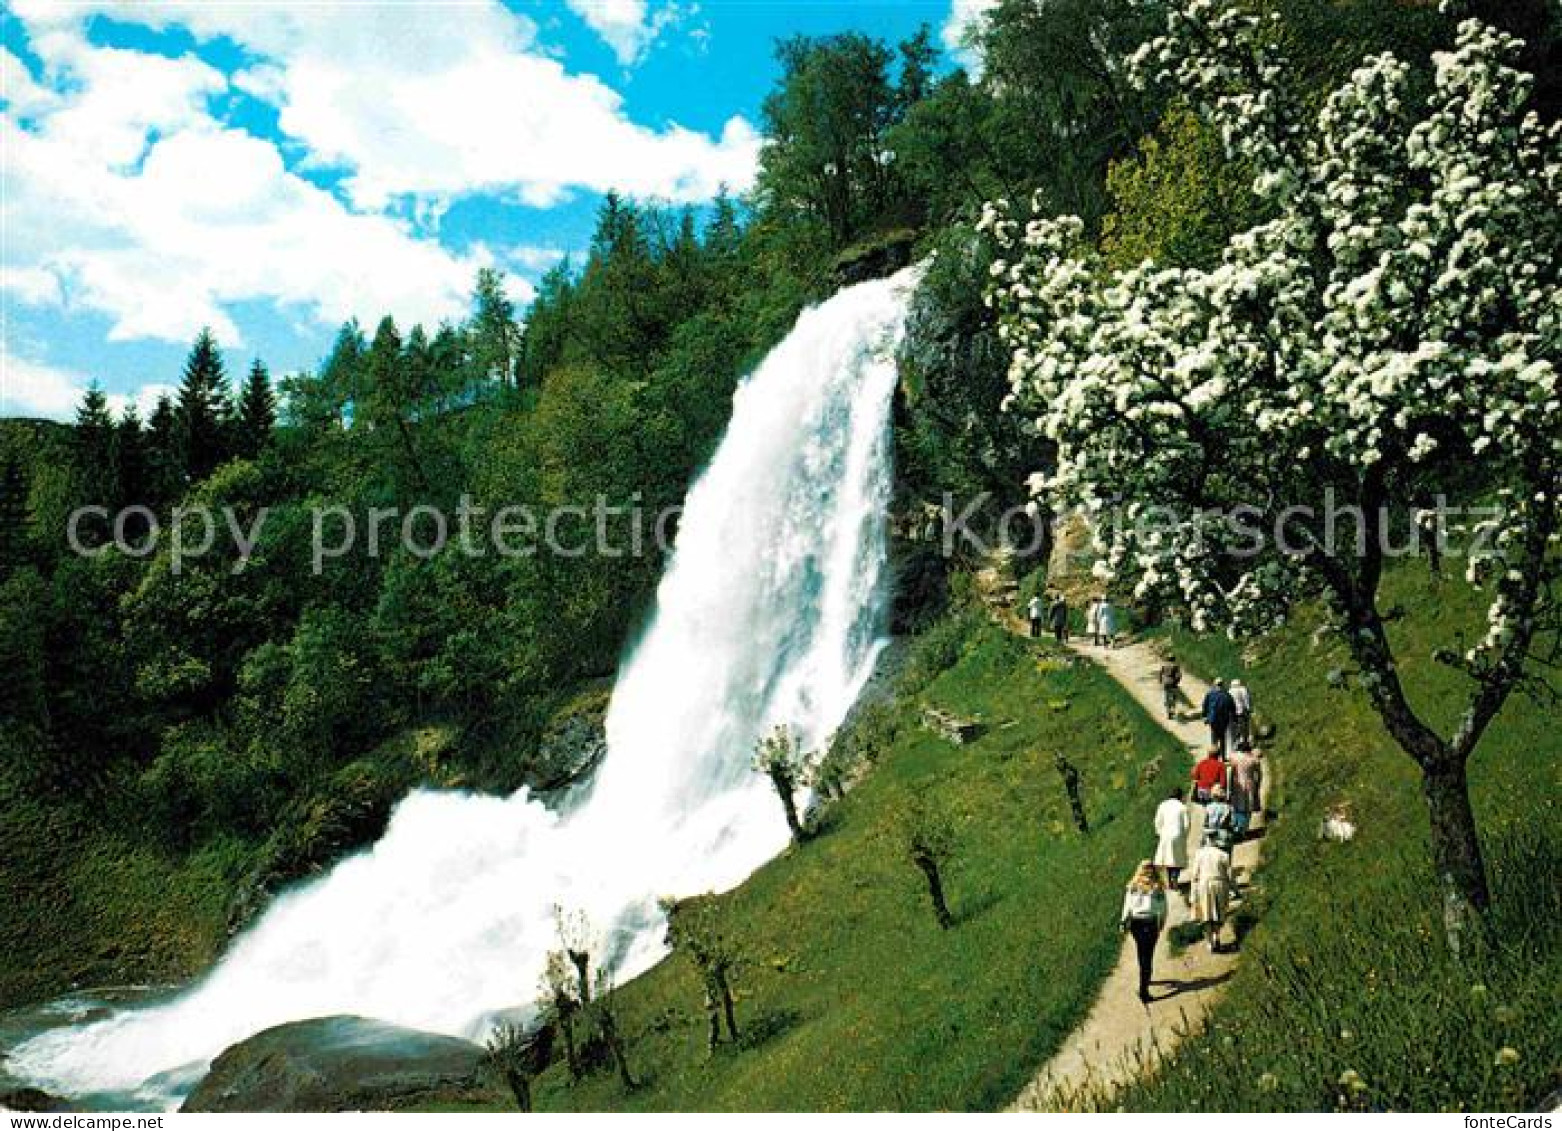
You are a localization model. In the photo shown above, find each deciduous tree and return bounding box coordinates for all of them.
[984,4,1561,949]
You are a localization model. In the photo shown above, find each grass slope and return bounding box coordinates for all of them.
[0,778,244,1006]
[514,615,1185,1112]
[1110,567,1561,1111]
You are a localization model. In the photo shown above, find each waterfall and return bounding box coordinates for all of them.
[7,266,920,1109]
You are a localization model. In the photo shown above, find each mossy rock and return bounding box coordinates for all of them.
[535,682,613,793]
[182,1017,488,1112]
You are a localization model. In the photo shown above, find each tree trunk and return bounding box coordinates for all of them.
[560,1010,580,1080]
[1422,758,1491,957]
[568,949,592,1006]
[1317,547,1496,954]
[916,856,953,929]
[716,969,740,1043]
[598,1008,635,1090]
[1056,756,1089,834]
[772,772,804,842]
[504,1069,532,1113]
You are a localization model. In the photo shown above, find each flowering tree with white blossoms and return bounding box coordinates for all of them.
[982,1,1560,948]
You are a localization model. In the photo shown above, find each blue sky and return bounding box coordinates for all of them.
[1,0,983,420]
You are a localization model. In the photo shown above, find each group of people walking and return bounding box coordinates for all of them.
[1200,678,1253,751]
[1122,664,1264,1006]
[1027,591,1072,643]
[1025,592,1118,648]
[1158,660,1252,753]
[1015,597,1263,1008]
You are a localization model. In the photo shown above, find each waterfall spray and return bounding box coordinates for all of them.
[8,267,920,1109]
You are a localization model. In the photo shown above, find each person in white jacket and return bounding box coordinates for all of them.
[1153,786,1190,887]
[1229,678,1253,747]
[1097,597,1118,647]
[1119,861,1168,1004]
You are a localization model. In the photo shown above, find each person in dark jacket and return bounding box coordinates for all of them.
[1159,658,1182,718]
[1201,679,1235,753]
[1048,594,1069,643]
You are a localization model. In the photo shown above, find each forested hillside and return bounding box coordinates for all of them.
[2,2,1557,1110]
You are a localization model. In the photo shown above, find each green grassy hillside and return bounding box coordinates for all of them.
[514,614,1184,1112]
[0,777,247,1005]
[1107,567,1561,1111]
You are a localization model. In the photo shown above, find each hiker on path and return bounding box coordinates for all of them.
[1201,679,1236,753]
[1027,594,1044,638]
[1230,678,1253,747]
[1158,658,1182,719]
[1153,787,1190,888]
[1097,597,1118,648]
[1119,861,1168,1005]
[1191,746,1228,805]
[1227,745,1264,837]
[1048,593,1069,643]
[1202,783,1237,853]
[1188,839,1234,954]
[1085,597,1101,645]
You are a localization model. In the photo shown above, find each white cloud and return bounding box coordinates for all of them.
[565,0,658,66]
[504,245,573,273]
[0,348,89,420]
[942,0,998,72]
[1,46,58,117]
[3,1,756,354]
[0,345,172,421]
[2,23,522,347]
[15,1,760,210]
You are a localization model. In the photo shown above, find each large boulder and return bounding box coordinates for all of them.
[181,1016,487,1112]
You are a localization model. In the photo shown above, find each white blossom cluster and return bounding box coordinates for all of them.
[981,6,1560,657]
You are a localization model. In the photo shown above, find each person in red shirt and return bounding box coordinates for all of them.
[1191,745,1228,804]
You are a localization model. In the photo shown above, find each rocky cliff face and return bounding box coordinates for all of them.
[892,227,1053,580]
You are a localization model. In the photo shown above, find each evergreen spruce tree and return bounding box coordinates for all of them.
[111,404,148,511]
[705,189,743,262]
[320,319,367,424]
[175,327,230,484]
[146,394,179,504]
[470,267,518,391]
[661,207,709,317]
[517,258,575,385]
[362,315,429,493]
[0,455,30,581]
[237,359,277,458]
[73,382,116,505]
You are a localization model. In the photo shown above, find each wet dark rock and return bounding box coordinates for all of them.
[181,1016,487,1113]
[0,1087,71,1112]
[833,229,918,286]
[888,534,949,634]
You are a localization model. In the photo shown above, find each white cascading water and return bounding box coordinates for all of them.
[8,267,920,1109]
